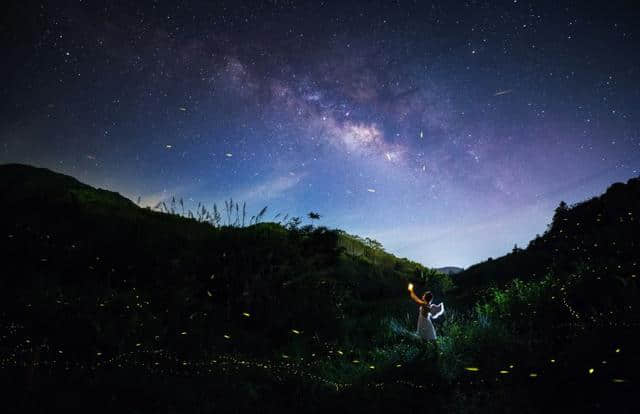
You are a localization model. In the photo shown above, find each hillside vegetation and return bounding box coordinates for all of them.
[0,164,637,413]
[0,164,449,357]
[455,177,640,310]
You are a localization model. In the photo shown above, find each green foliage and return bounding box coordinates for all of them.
[0,164,448,360]
[1,164,638,412]
[455,176,640,307]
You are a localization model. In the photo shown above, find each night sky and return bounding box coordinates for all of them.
[2,1,639,268]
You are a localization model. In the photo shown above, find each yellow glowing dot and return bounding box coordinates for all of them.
[337,350,343,355]
[499,370,509,374]
[96,352,102,356]
[223,335,230,339]
[352,360,360,363]
[369,365,375,369]
[612,378,626,383]
[550,359,556,363]
[242,312,250,317]
[464,367,479,372]
[181,331,187,335]
[588,368,594,374]
[529,373,538,378]
[282,354,289,359]
[615,348,621,353]
[207,290,212,297]
[408,283,414,291]
[396,364,402,368]
[291,329,300,334]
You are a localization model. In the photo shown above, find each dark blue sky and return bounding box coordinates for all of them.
[2,1,639,267]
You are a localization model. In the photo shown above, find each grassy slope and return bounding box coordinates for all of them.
[0,164,450,355]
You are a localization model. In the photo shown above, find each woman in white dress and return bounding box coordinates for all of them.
[408,284,444,340]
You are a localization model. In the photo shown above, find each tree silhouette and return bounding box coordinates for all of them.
[307,211,321,224]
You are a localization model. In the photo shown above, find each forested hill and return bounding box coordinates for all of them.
[0,163,450,356]
[455,176,640,303]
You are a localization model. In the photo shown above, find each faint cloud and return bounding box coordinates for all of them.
[233,173,306,203]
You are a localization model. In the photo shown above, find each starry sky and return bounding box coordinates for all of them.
[2,1,639,268]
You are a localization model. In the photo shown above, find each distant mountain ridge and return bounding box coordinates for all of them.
[435,266,464,275]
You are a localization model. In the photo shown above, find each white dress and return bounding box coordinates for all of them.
[416,302,444,340]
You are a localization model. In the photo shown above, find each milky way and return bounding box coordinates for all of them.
[2,1,639,267]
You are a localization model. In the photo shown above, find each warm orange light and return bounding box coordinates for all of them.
[408,283,414,291]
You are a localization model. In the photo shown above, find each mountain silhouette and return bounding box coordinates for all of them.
[0,163,450,353]
[455,176,640,307]
[435,266,464,275]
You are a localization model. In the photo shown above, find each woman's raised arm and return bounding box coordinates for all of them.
[408,286,427,305]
